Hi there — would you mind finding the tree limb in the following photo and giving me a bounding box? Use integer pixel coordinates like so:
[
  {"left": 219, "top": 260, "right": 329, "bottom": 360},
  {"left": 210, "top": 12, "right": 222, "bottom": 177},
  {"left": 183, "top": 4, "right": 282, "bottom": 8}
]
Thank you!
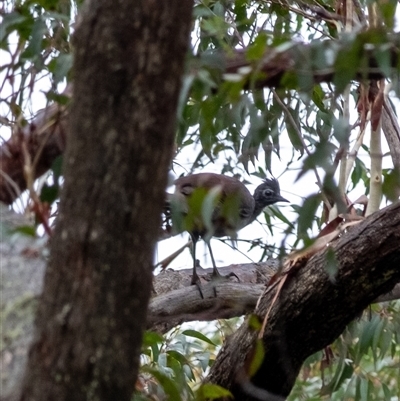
[{"left": 206, "top": 201, "right": 400, "bottom": 400}]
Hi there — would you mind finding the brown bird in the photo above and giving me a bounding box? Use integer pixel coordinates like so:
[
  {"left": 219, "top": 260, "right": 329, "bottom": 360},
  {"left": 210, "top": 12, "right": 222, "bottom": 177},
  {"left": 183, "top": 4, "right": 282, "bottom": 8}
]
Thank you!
[{"left": 167, "top": 173, "right": 289, "bottom": 296}]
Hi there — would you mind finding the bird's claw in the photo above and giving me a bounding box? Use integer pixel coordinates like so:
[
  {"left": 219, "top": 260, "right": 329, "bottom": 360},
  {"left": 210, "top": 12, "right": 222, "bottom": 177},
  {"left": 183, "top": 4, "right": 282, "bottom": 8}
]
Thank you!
[
  {"left": 191, "top": 270, "right": 239, "bottom": 299},
  {"left": 211, "top": 270, "right": 240, "bottom": 282},
  {"left": 191, "top": 271, "right": 204, "bottom": 299}
]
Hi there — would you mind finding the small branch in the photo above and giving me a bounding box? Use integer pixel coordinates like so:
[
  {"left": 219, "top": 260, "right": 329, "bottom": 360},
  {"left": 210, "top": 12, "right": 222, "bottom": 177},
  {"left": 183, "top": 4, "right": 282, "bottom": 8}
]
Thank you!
[
  {"left": 365, "top": 82, "right": 384, "bottom": 216},
  {"left": 382, "top": 96, "right": 400, "bottom": 171}
]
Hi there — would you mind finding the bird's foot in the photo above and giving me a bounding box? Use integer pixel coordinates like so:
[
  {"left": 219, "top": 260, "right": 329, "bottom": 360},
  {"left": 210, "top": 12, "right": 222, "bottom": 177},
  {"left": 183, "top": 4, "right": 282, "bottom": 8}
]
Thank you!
[
  {"left": 211, "top": 269, "right": 240, "bottom": 283},
  {"left": 191, "top": 270, "right": 204, "bottom": 299},
  {"left": 191, "top": 269, "right": 240, "bottom": 299},
  {"left": 209, "top": 269, "right": 240, "bottom": 297}
]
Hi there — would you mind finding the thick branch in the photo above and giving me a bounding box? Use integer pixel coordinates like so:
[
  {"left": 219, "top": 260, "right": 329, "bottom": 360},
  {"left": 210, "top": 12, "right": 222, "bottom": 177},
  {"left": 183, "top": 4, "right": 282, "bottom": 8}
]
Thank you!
[
  {"left": 222, "top": 33, "right": 400, "bottom": 89},
  {"left": 149, "top": 262, "right": 278, "bottom": 333},
  {"left": 206, "top": 202, "right": 400, "bottom": 400}
]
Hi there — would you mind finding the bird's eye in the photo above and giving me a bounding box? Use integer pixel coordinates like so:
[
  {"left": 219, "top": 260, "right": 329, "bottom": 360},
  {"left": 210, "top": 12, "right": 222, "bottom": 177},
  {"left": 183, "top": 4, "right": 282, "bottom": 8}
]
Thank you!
[{"left": 263, "top": 189, "right": 274, "bottom": 197}]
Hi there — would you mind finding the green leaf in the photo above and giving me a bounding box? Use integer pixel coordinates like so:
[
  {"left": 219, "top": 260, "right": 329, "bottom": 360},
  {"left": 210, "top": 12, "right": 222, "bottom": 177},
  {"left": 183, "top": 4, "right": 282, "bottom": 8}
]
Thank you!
[
  {"left": 379, "top": 326, "right": 392, "bottom": 358},
  {"left": 182, "top": 329, "right": 216, "bottom": 346},
  {"left": 358, "top": 315, "right": 380, "bottom": 361},
  {"left": 177, "top": 74, "right": 195, "bottom": 120},
  {"left": 372, "top": 316, "right": 385, "bottom": 350},
  {"left": 142, "top": 331, "right": 164, "bottom": 347},
  {"left": 248, "top": 314, "right": 262, "bottom": 331},
  {"left": 265, "top": 204, "right": 293, "bottom": 227},
  {"left": 381, "top": 382, "right": 392, "bottom": 401},
  {"left": 166, "top": 350, "right": 188, "bottom": 365},
  {"left": 333, "top": 33, "right": 363, "bottom": 93},
  {"left": 324, "top": 247, "right": 338, "bottom": 282},
  {"left": 312, "top": 84, "right": 327, "bottom": 112},
  {"left": 0, "top": 12, "right": 29, "bottom": 44},
  {"left": 201, "top": 187, "right": 222, "bottom": 234},
  {"left": 48, "top": 53, "right": 73, "bottom": 84},
  {"left": 382, "top": 169, "right": 400, "bottom": 202},
  {"left": 21, "top": 18, "right": 47, "bottom": 60},
  {"left": 297, "top": 194, "right": 321, "bottom": 239},
  {"left": 351, "top": 157, "right": 368, "bottom": 190},
  {"left": 10, "top": 225, "right": 36, "bottom": 237},
  {"left": 246, "top": 32, "right": 267, "bottom": 61},
  {"left": 248, "top": 339, "right": 264, "bottom": 377},
  {"left": 40, "top": 184, "right": 59, "bottom": 204},
  {"left": 196, "top": 383, "right": 232, "bottom": 400},
  {"left": 143, "top": 367, "right": 181, "bottom": 401},
  {"left": 380, "top": 0, "right": 397, "bottom": 29},
  {"left": 283, "top": 101, "right": 303, "bottom": 154},
  {"left": 197, "top": 351, "right": 211, "bottom": 372},
  {"left": 322, "top": 358, "right": 353, "bottom": 394},
  {"left": 301, "top": 140, "right": 336, "bottom": 174},
  {"left": 359, "top": 376, "right": 370, "bottom": 401},
  {"left": 36, "top": 0, "right": 60, "bottom": 10},
  {"left": 46, "top": 92, "right": 70, "bottom": 105}
]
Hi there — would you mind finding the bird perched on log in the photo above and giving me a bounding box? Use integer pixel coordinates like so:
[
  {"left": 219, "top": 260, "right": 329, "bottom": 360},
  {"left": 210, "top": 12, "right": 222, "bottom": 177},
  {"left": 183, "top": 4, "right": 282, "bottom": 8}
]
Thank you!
[{"left": 164, "top": 172, "right": 288, "bottom": 296}]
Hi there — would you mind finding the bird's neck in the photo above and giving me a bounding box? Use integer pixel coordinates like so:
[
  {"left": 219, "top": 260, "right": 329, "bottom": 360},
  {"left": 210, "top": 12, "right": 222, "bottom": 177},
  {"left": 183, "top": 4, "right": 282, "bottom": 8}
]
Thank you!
[{"left": 249, "top": 202, "right": 266, "bottom": 223}]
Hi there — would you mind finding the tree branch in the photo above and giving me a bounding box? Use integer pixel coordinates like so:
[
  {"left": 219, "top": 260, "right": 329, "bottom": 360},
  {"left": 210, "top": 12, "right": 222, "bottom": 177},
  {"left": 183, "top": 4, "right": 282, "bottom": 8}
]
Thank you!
[
  {"left": 206, "top": 201, "right": 400, "bottom": 400},
  {"left": 222, "top": 32, "right": 400, "bottom": 89}
]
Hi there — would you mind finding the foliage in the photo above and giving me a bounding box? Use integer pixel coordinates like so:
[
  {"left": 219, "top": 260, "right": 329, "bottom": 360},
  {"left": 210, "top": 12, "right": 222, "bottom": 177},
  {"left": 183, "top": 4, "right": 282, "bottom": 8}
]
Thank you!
[
  {"left": 137, "top": 304, "right": 400, "bottom": 401},
  {"left": 1, "top": 0, "right": 400, "bottom": 400},
  {"left": 137, "top": 322, "right": 237, "bottom": 400},
  {"left": 289, "top": 302, "right": 400, "bottom": 401}
]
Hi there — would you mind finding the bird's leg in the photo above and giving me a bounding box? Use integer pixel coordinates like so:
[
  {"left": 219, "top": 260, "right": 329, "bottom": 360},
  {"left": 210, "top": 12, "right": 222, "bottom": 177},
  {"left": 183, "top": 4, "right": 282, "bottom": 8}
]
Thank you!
[
  {"left": 190, "top": 234, "right": 204, "bottom": 298},
  {"left": 207, "top": 241, "right": 240, "bottom": 282}
]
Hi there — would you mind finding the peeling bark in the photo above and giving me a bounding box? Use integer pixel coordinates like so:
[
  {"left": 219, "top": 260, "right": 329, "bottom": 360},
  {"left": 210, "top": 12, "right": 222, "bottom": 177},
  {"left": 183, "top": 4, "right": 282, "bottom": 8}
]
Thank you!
[{"left": 0, "top": 101, "right": 68, "bottom": 204}]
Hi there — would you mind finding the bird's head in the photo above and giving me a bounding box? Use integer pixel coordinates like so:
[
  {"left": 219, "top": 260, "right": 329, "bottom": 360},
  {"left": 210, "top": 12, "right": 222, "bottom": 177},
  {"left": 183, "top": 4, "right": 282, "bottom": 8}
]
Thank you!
[{"left": 253, "top": 178, "right": 289, "bottom": 208}]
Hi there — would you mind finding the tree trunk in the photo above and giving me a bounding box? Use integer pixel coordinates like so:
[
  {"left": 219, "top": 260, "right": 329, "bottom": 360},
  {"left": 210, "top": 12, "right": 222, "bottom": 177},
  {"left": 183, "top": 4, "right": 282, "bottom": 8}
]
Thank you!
[
  {"left": 19, "top": 1, "right": 192, "bottom": 400},
  {"left": 207, "top": 202, "right": 400, "bottom": 400}
]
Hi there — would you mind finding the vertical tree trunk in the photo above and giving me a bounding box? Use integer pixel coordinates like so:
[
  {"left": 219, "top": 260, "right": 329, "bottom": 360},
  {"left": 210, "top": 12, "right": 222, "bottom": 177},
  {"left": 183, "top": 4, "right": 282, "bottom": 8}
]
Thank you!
[{"left": 20, "top": 1, "right": 192, "bottom": 400}]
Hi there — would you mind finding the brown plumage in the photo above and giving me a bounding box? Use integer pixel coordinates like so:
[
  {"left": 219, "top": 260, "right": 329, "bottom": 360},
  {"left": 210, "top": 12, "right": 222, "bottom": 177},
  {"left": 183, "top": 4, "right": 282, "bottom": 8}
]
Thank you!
[{"left": 167, "top": 172, "right": 289, "bottom": 296}]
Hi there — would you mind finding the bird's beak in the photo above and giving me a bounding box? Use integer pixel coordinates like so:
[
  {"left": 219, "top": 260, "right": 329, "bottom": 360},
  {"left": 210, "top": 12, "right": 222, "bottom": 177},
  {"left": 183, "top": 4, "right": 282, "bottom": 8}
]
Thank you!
[{"left": 277, "top": 195, "right": 289, "bottom": 203}]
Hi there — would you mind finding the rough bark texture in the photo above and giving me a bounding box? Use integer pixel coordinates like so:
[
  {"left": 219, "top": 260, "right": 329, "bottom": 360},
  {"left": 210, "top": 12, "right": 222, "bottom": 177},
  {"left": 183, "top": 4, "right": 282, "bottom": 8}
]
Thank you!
[
  {"left": 18, "top": 1, "right": 193, "bottom": 400},
  {"left": 207, "top": 202, "right": 400, "bottom": 400}
]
